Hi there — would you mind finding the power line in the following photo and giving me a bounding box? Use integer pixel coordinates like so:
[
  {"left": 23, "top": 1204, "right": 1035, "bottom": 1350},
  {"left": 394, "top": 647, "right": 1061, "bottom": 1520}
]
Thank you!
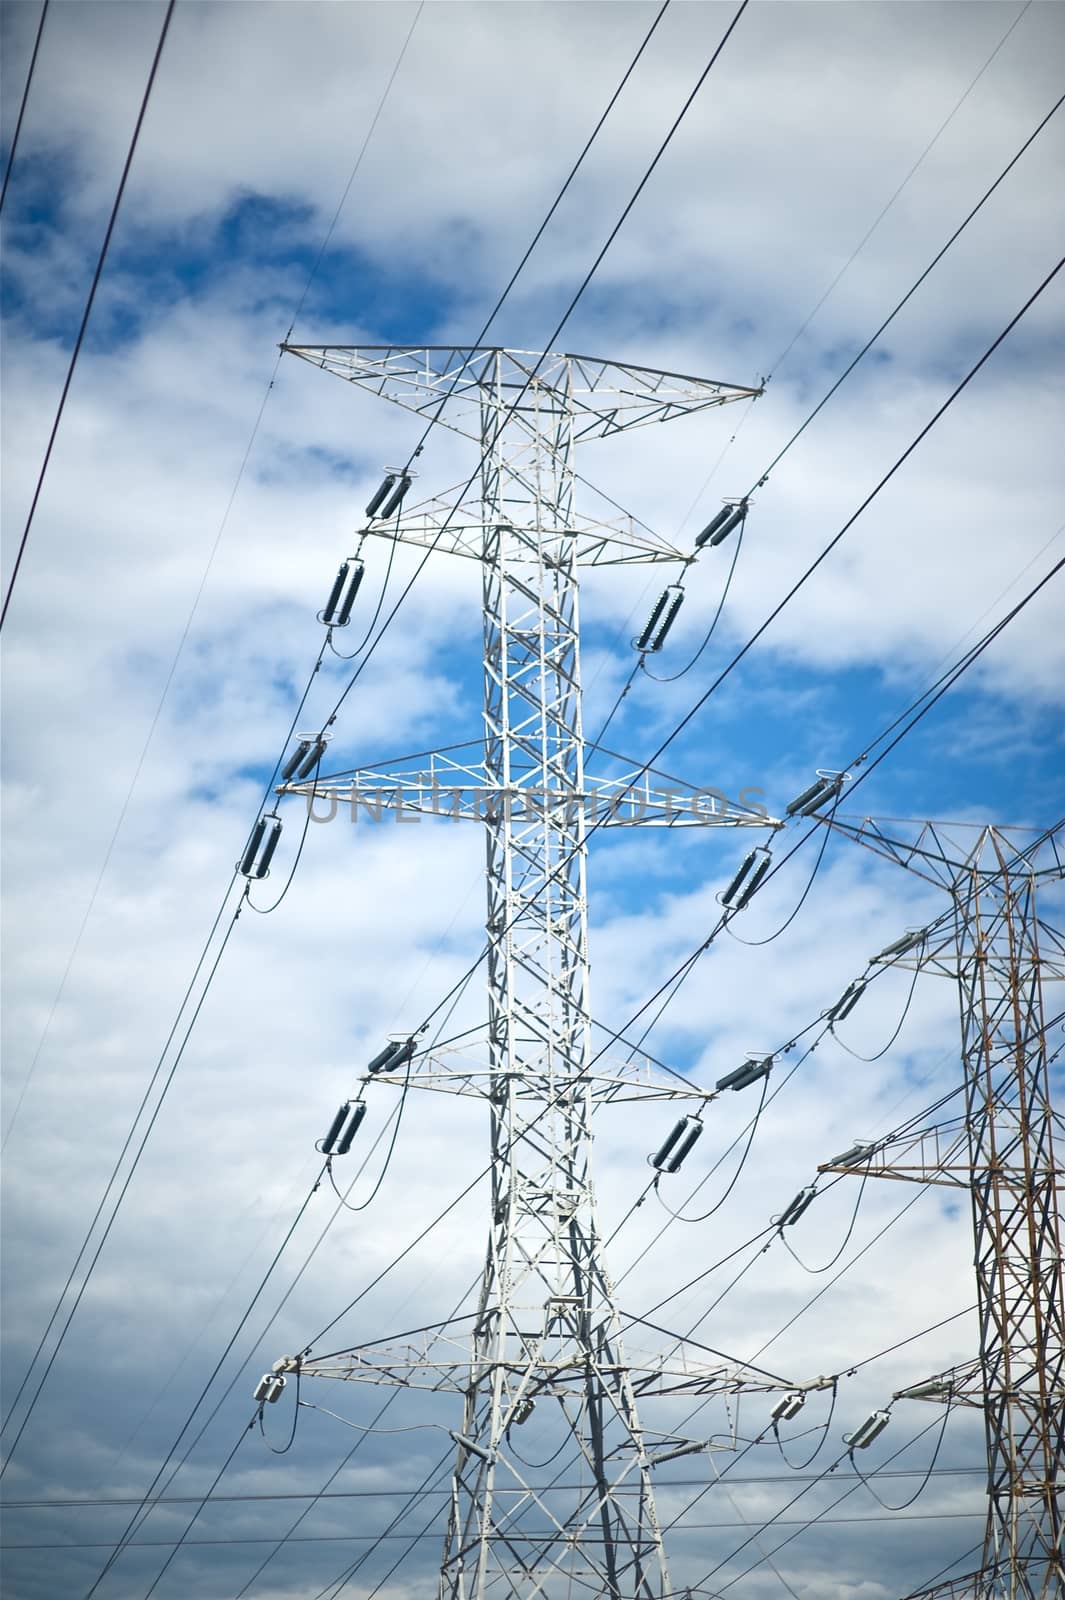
[
  {"left": 2, "top": 5, "right": 426, "bottom": 1151},
  {"left": 765, "top": 0, "right": 1034, "bottom": 378},
  {"left": 0, "top": 0, "right": 176, "bottom": 631},
  {"left": 674, "top": 2, "right": 1037, "bottom": 537},
  {"left": 0, "top": 1467, "right": 985, "bottom": 1510},
  {"left": 5, "top": 3, "right": 688, "bottom": 1436},
  {"left": 0, "top": 626, "right": 332, "bottom": 1459},
  {"left": 1, "top": 1511, "right": 986, "bottom": 1552},
  {"left": 0, "top": 0, "right": 48, "bottom": 213},
  {"left": 0, "top": 893, "right": 246, "bottom": 1471},
  {"left": 15, "top": 17, "right": 717, "bottom": 1578},
  {"left": 746, "top": 86, "right": 1063, "bottom": 498}
]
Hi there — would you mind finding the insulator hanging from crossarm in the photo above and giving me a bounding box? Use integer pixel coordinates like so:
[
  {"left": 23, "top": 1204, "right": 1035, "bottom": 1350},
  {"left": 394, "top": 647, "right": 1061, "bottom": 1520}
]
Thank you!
[
  {"left": 785, "top": 770, "right": 847, "bottom": 817},
  {"left": 874, "top": 928, "right": 925, "bottom": 961},
  {"left": 367, "top": 1036, "right": 416, "bottom": 1075},
  {"left": 253, "top": 1373, "right": 286, "bottom": 1404},
  {"left": 295, "top": 739, "right": 328, "bottom": 781},
  {"left": 649, "top": 1116, "right": 703, "bottom": 1174},
  {"left": 771, "top": 1392, "right": 806, "bottom": 1423},
  {"left": 635, "top": 586, "right": 685, "bottom": 652},
  {"left": 827, "top": 1141, "right": 874, "bottom": 1167},
  {"left": 335, "top": 1101, "right": 367, "bottom": 1155},
  {"left": 844, "top": 1409, "right": 891, "bottom": 1449},
  {"left": 319, "top": 1100, "right": 367, "bottom": 1156},
  {"left": 775, "top": 1185, "right": 817, "bottom": 1228},
  {"left": 719, "top": 846, "right": 772, "bottom": 911},
  {"left": 238, "top": 815, "right": 282, "bottom": 879},
  {"left": 716, "top": 1055, "right": 773, "bottom": 1092},
  {"left": 650, "top": 1438, "right": 709, "bottom": 1466},
  {"left": 319, "top": 559, "right": 365, "bottom": 627},
  {"left": 380, "top": 474, "right": 412, "bottom": 518},
  {"left": 827, "top": 980, "right": 866, "bottom": 1024},
  {"left": 695, "top": 500, "right": 748, "bottom": 549},
  {"left": 694, "top": 505, "right": 733, "bottom": 548},
  {"left": 365, "top": 473, "right": 396, "bottom": 517},
  {"left": 280, "top": 741, "right": 312, "bottom": 782}
]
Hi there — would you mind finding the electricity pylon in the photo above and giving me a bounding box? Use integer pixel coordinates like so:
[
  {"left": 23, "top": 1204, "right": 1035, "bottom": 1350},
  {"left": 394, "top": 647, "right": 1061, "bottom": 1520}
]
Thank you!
[
  {"left": 817, "top": 820, "right": 1064, "bottom": 1600},
  {"left": 274, "top": 345, "right": 801, "bottom": 1600}
]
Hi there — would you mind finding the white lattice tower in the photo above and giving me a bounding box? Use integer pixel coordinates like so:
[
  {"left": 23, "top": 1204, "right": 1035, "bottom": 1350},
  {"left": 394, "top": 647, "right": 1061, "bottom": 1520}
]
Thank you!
[{"left": 280, "top": 346, "right": 781, "bottom": 1600}]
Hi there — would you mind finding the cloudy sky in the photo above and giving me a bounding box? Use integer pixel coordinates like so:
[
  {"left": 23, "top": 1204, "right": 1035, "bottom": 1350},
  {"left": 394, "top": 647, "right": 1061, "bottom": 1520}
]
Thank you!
[{"left": 1, "top": 1, "right": 1063, "bottom": 1597}]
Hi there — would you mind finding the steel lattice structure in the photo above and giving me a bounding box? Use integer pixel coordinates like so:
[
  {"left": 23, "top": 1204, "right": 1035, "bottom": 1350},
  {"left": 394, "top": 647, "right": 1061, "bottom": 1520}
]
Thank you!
[
  {"left": 277, "top": 345, "right": 790, "bottom": 1600},
  {"left": 818, "top": 820, "right": 1065, "bottom": 1600}
]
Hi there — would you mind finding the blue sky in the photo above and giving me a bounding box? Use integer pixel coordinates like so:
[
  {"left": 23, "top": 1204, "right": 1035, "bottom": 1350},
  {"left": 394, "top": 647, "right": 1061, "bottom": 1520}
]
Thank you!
[{"left": 2, "top": 2, "right": 1063, "bottom": 1598}]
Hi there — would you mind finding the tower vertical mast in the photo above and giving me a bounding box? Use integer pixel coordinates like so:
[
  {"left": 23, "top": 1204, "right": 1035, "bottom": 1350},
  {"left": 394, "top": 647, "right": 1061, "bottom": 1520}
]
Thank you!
[
  {"left": 819, "top": 822, "right": 1064, "bottom": 1600},
  {"left": 279, "top": 344, "right": 772, "bottom": 1600},
  {"left": 442, "top": 352, "right": 668, "bottom": 1600},
  {"left": 955, "top": 836, "right": 1063, "bottom": 1595}
]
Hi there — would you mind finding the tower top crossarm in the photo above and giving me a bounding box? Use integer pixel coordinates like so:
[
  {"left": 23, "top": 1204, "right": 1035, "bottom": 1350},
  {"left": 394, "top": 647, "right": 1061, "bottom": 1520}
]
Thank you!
[
  {"left": 813, "top": 815, "right": 1065, "bottom": 898},
  {"left": 281, "top": 344, "right": 761, "bottom": 442}
]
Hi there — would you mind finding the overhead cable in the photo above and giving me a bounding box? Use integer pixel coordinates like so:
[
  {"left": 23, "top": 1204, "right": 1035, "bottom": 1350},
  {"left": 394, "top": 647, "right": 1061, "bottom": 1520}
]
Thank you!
[
  {"left": 0, "top": 0, "right": 49, "bottom": 213},
  {"left": 0, "top": 0, "right": 177, "bottom": 631}
]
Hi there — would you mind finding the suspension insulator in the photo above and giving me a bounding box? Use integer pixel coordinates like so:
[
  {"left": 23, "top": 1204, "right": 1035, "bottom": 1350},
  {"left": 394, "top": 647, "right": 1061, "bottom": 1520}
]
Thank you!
[
  {"left": 650, "top": 1115, "right": 703, "bottom": 1174},
  {"left": 367, "top": 1037, "right": 415, "bottom": 1075},
  {"left": 334, "top": 1101, "right": 367, "bottom": 1156},
  {"left": 382, "top": 1037, "right": 415, "bottom": 1073},
  {"left": 265, "top": 1375, "right": 286, "bottom": 1404},
  {"left": 771, "top": 1392, "right": 806, "bottom": 1423},
  {"left": 874, "top": 928, "right": 925, "bottom": 961},
  {"left": 636, "top": 586, "right": 684, "bottom": 653},
  {"left": 716, "top": 1056, "right": 773, "bottom": 1092},
  {"left": 777, "top": 1185, "right": 817, "bottom": 1228},
  {"left": 707, "top": 503, "right": 747, "bottom": 546},
  {"left": 380, "top": 474, "right": 412, "bottom": 518},
  {"left": 322, "top": 563, "right": 349, "bottom": 623},
  {"left": 735, "top": 848, "right": 771, "bottom": 908},
  {"left": 334, "top": 561, "right": 365, "bottom": 626},
  {"left": 827, "top": 1141, "right": 873, "bottom": 1167},
  {"left": 253, "top": 817, "right": 283, "bottom": 879},
  {"left": 238, "top": 817, "right": 268, "bottom": 878},
  {"left": 295, "top": 739, "right": 327, "bottom": 781},
  {"left": 320, "top": 1102, "right": 351, "bottom": 1155},
  {"left": 365, "top": 474, "right": 397, "bottom": 517},
  {"left": 785, "top": 773, "right": 843, "bottom": 817},
  {"left": 281, "top": 741, "right": 312, "bottom": 783},
  {"left": 253, "top": 1374, "right": 273, "bottom": 1402},
  {"left": 694, "top": 505, "right": 735, "bottom": 549},
  {"left": 828, "top": 980, "right": 866, "bottom": 1024},
  {"left": 367, "top": 1041, "right": 395, "bottom": 1074},
  {"left": 845, "top": 1410, "right": 890, "bottom": 1450},
  {"left": 720, "top": 846, "right": 772, "bottom": 910}
]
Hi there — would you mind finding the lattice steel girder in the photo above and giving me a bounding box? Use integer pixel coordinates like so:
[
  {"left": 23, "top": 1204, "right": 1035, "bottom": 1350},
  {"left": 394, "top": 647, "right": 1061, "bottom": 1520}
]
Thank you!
[
  {"left": 282, "top": 344, "right": 761, "bottom": 445},
  {"left": 823, "top": 823, "right": 1065, "bottom": 1600},
  {"left": 284, "top": 344, "right": 769, "bottom": 1600},
  {"left": 284, "top": 767, "right": 778, "bottom": 828},
  {"left": 358, "top": 485, "right": 688, "bottom": 566},
  {"left": 290, "top": 1339, "right": 810, "bottom": 1400},
  {"left": 360, "top": 1042, "right": 717, "bottom": 1106}
]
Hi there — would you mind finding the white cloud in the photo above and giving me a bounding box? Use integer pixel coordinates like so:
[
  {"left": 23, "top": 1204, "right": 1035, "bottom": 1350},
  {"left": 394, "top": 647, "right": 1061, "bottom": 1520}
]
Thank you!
[{"left": 3, "top": 3, "right": 1061, "bottom": 1596}]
